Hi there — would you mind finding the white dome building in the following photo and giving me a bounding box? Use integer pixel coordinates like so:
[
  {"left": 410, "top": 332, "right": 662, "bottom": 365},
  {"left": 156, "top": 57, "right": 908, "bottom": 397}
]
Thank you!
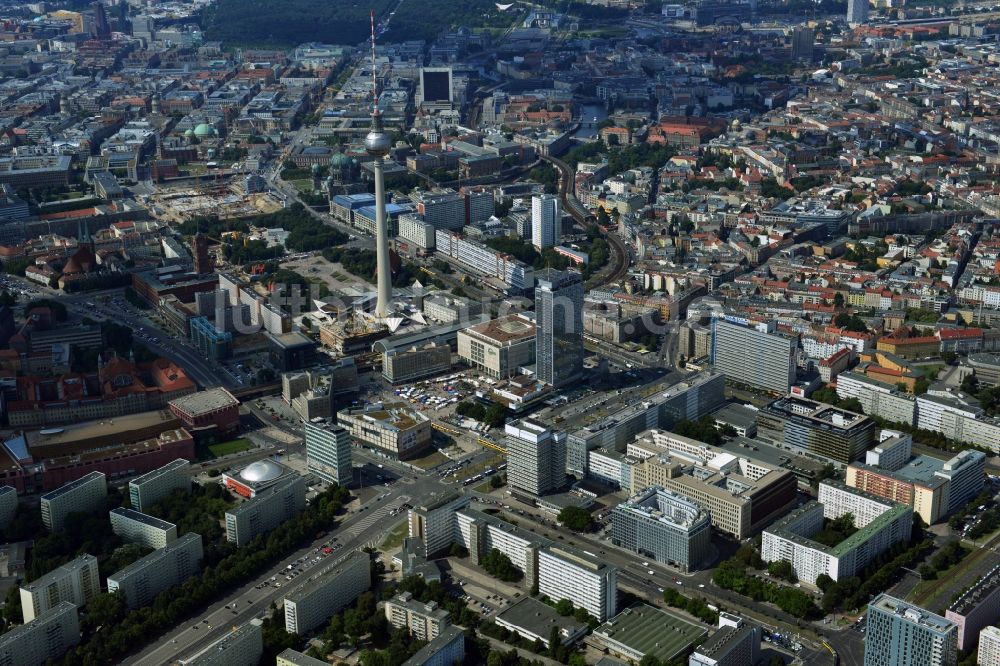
[{"left": 222, "top": 458, "right": 295, "bottom": 498}]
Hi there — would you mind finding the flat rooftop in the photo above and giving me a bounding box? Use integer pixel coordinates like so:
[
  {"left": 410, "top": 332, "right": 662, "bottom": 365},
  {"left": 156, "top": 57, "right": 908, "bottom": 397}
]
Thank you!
[
  {"left": 870, "top": 594, "right": 956, "bottom": 635},
  {"left": 25, "top": 409, "right": 180, "bottom": 451},
  {"left": 465, "top": 314, "right": 536, "bottom": 344},
  {"left": 169, "top": 387, "right": 239, "bottom": 416},
  {"left": 496, "top": 596, "right": 586, "bottom": 638},
  {"left": 111, "top": 507, "right": 176, "bottom": 531},
  {"left": 40, "top": 471, "right": 105, "bottom": 502},
  {"left": 594, "top": 603, "right": 706, "bottom": 662},
  {"left": 129, "top": 458, "right": 190, "bottom": 486}
]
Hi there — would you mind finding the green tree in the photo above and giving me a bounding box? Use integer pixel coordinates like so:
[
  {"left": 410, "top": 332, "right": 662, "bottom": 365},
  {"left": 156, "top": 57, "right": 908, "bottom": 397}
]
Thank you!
[{"left": 557, "top": 506, "right": 593, "bottom": 532}]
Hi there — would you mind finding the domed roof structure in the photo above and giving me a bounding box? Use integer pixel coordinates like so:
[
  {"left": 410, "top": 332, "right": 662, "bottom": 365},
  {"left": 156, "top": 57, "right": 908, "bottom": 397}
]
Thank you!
[
  {"left": 311, "top": 163, "right": 322, "bottom": 175},
  {"left": 330, "top": 152, "right": 351, "bottom": 168},
  {"left": 184, "top": 128, "right": 195, "bottom": 137},
  {"left": 193, "top": 123, "right": 216, "bottom": 137},
  {"left": 239, "top": 460, "right": 283, "bottom": 483}
]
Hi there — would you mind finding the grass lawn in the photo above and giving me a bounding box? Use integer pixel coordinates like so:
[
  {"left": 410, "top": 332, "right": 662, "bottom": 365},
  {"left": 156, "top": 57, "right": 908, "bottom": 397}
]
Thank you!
[
  {"left": 380, "top": 521, "right": 408, "bottom": 551},
  {"left": 289, "top": 179, "right": 315, "bottom": 194},
  {"left": 409, "top": 449, "right": 450, "bottom": 470},
  {"left": 207, "top": 438, "right": 254, "bottom": 458}
]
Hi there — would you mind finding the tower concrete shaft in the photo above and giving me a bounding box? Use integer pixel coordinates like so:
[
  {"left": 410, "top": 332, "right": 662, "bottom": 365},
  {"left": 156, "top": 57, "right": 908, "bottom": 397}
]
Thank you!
[{"left": 373, "top": 155, "right": 392, "bottom": 318}]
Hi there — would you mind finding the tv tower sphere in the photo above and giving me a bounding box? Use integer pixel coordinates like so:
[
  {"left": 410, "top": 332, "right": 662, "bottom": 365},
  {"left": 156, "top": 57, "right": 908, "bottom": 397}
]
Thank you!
[{"left": 365, "top": 127, "right": 391, "bottom": 156}]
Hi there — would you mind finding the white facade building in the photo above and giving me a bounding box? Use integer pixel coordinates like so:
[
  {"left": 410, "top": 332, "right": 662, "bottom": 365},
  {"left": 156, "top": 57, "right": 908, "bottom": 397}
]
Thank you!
[
  {"left": 979, "top": 626, "right": 1000, "bottom": 666},
  {"left": 20, "top": 554, "right": 99, "bottom": 623},
  {"left": 179, "top": 619, "right": 263, "bottom": 666},
  {"left": 0, "top": 601, "right": 79, "bottom": 666},
  {"left": 107, "top": 532, "right": 204, "bottom": 609},
  {"left": 531, "top": 194, "right": 560, "bottom": 250},
  {"left": 128, "top": 459, "right": 191, "bottom": 512},
  {"left": 225, "top": 476, "right": 306, "bottom": 547},
  {"left": 537, "top": 547, "right": 617, "bottom": 621},
  {"left": 110, "top": 507, "right": 178, "bottom": 550},
  {"left": 40, "top": 472, "right": 106, "bottom": 531},
  {"left": 284, "top": 551, "right": 371, "bottom": 635}
]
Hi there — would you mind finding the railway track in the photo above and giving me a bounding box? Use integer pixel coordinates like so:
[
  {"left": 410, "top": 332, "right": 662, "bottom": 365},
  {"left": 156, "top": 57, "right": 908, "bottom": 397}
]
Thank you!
[{"left": 539, "top": 153, "right": 629, "bottom": 288}]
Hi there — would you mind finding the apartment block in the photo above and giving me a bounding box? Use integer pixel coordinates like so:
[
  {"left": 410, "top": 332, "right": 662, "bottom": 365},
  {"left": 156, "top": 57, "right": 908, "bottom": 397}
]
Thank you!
[
  {"left": 435, "top": 229, "right": 534, "bottom": 293},
  {"left": 762, "top": 482, "right": 912, "bottom": 585},
  {"left": 284, "top": 551, "right": 371, "bottom": 635},
  {"left": 40, "top": 471, "right": 106, "bottom": 531},
  {"left": 408, "top": 492, "right": 472, "bottom": 557},
  {"left": 225, "top": 476, "right": 306, "bottom": 547},
  {"left": 980, "top": 626, "right": 1000, "bottom": 666},
  {"left": 107, "top": 532, "right": 204, "bottom": 609},
  {"left": 0, "top": 601, "right": 79, "bottom": 666},
  {"left": 110, "top": 507, "right": 178, "bottom": 550},
  {"left": 400, "top": 625, "right": 465, "bottom": 666},
  {"left": 384, "top": 592, "right": 451, "bottom": 641},
  {"left": 537, "top": 547, "right": 618, "bottom": 621},
  {"left": 20, "top": 554, "right": 99, "bottom": 623},
  {"left": 128, "top": 458, "right": 190, "bottom": 512},
  {"left": 864, "top": 594, "right": 957, "bottom": 666},
  {"left": 0, "top": 485, "right": 16, "bottom": 529},
  {"left": 835, "top": 371, "right": 917, "bottom": 426},
  {"left": 179, "top": 618, "right": 263, "bottom": 666}
]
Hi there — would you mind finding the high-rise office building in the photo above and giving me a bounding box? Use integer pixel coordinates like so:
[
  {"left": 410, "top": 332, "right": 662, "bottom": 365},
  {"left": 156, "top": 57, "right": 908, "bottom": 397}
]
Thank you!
[
  {"left": 415, "top": 190, "right": 465, "bottom": 230},
  {"left": 304, "top": 418, "right": 353, "bottom": 486},
  {"left": 0, "top": 601, "right": 79, "bottom": 666},
  {"left": 535, "top": 269, "right": 584, "bottom": 389},
  {"left": 20, "top": 555, "right": 99, "bottom": 623},
  {"left": 418, "top": 67, "right": 454, "bottom": 107},
  {"left": 756, "top": 395, "right": 875, "bottom": 464},
  {"left": 710, "top": 318, "right": 796, "bottom": 394},
  {"left": 847, "top": 0, "right": 868, "bottom": 24},
  {"left": 0, "top": 485, "right": 16, "bottom": 529},
  {"left": 790, "top": 26, "right": 814, "bottom": 61},
  {"left": 128, "top": 459, "right": 190, "bottom": 512},
  {"left": 531, "top": 195, "right": 560, "bottom": 250},
  {"left": 864, "top": 594, "right": 957, "bottom": 666},
  {"left": 40, "top": 471, "right": 106, "bottom": 531},
  {"left": 505, "top": 419, "right": 566, "bottom": 497}
]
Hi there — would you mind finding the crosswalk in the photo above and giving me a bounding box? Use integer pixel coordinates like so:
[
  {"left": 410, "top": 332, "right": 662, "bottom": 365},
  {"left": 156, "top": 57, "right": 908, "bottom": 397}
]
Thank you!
[{"left": 340, "top": 495, "right": 410, "bottom": 541}]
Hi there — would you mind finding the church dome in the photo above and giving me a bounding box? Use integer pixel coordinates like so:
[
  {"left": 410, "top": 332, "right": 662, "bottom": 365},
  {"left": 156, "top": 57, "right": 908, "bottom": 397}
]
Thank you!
[{"left": 193, "top": 123, "right": 217, "bottom": 137}]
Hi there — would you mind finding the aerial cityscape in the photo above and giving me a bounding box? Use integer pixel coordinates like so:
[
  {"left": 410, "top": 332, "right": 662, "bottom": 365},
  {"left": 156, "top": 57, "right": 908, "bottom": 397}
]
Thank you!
[{"left": 1, "top": 0, "right": 1000, "bottom": 665}]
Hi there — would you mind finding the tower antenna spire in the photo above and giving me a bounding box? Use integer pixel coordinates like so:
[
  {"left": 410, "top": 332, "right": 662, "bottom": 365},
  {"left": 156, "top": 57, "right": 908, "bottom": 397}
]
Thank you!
[{"left": 370, "top": 10, "right": 380, "bottom": 122}]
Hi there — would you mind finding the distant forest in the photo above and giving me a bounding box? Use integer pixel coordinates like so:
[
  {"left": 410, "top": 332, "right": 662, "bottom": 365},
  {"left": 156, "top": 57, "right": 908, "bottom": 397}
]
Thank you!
[
  {"left": 201, "top": 0, "right": 629, "bottom": 48},
  {"left": 203, "top": 0, "right": 396, "bottom": 48}
]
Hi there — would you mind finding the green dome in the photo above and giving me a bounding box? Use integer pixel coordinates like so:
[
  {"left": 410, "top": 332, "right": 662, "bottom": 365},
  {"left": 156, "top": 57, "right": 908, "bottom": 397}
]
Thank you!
[
  {"left": 330, "top": 152, "right": 351, "bottom": 168},
  {"left": 193, "top": 123, "right": 216, "bottom": 137},
  {"left": 184, "top": 128, "right": 195, "bottom": 136},
  {"left": 311, "top": 163, "right": 322, "bottom": 174}
]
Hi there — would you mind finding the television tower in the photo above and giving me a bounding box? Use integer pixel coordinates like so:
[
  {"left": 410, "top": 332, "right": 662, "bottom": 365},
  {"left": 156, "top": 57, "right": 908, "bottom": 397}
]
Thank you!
[{"left": 366, "top": 10, "right": 392, "bottom": 319}]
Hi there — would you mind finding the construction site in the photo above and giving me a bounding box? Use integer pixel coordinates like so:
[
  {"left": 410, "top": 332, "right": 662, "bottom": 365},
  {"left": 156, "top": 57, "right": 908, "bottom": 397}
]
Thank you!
[{"left": 145, "top": 181, "right": 284, "bottom": 224}]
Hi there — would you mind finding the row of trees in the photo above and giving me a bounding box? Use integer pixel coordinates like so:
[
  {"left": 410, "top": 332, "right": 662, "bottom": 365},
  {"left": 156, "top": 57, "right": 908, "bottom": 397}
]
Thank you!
[
  {"left": 816, "top": 538, "right": 933, "bottom": 614},
  {"left": 661, "top": 587, "right": 719, "bottom": 625},
  {"left": 556, "top": 506, "right": 594, "bottom": 533}
]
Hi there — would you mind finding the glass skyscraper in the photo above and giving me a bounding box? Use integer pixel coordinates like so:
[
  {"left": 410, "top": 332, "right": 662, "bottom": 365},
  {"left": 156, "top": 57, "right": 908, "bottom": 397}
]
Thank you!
[{"left": 535, "top": 269, "right": 584, "bottom": 389}]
